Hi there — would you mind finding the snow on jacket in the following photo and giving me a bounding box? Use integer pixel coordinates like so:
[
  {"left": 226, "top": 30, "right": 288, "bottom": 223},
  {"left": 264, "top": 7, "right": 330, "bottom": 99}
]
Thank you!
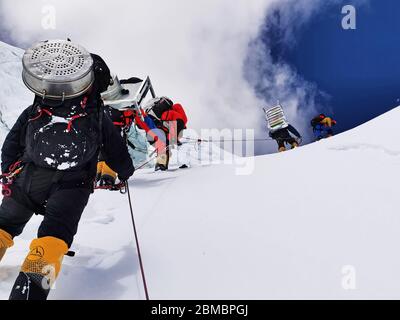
[{"left": 1, "top": 104, "right": 135, "bottom": 180}]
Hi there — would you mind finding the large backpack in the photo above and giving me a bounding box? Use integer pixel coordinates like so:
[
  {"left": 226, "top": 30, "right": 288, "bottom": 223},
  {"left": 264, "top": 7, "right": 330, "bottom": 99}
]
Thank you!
[
  {"left": 311, "top": 114, "right": 326, "bottom": 127},
  {"left": 264, "top": 105, "right": 289, "bottom": 133},
  {"left": 145, "top": 97, "right": 173, "bottom": 121},
  {"left": 24, "top": 95, "right": 103, "bottom": 171}
]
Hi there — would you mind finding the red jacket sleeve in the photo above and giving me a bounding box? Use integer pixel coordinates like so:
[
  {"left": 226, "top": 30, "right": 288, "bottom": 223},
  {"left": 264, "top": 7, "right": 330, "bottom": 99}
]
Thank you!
[
  {"left": 161, "top": 103, "right": 188, "bottom": 126},
  {"left": 172, "top": 104, "right": 187, "bottom": 125},
  {"left": 134, "top": 116, "right": 151, "bottom": 133}
]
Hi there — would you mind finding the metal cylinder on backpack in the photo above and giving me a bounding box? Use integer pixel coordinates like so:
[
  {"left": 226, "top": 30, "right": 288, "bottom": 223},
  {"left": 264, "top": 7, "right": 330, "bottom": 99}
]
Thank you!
[
  {"left": 22, "top": 40, "right": 95, "bottom": 100},
  {"left": 101, "top": 75, "right": 138, "bottom": 111}
]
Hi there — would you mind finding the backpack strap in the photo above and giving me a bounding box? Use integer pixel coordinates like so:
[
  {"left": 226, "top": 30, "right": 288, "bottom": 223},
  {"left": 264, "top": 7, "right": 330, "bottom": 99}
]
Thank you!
[
  {"left": 97, "top": 99, "right": 104, "bottom": 148},
  {"left": 28, "top": 104, "right": 53, "bottom": 122},
  {"left": 66, "top": 113, "right": 87, "bottom": 132},
  {"left": 29, "top": 96, "right": 90, "bottom": 133}
]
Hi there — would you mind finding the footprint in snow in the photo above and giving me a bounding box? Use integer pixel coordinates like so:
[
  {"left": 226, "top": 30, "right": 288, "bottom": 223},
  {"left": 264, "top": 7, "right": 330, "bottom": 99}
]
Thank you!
[{"left": 82, "top": 215, "right": 115, "bottom": 225}]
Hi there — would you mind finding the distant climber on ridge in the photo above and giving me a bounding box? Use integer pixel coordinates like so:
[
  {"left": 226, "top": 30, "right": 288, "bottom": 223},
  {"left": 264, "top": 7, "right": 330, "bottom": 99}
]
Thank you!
[
  {"left": 264, "top": 105, "right": 302, "bottom": 152},
  {"left": 139, "top": 97, "right": 188, "bottom": 171},
  {"left": 311, "top": 114, "right": 337, "bottom": 141},
  {"left": 97, "top": 76, "right": 147, "bottom": 187}
]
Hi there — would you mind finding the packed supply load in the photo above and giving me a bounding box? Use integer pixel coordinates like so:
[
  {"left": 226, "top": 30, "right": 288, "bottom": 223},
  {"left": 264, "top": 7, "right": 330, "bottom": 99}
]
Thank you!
[
  {"left": 22, "top": 40, "right": 94, "bottom": 100},
  {"left": 144, "top": 96, "right": 173, "bottom": 120},
  {"left": 101, "top": 75, "right": 156, "bottom": 111},
  {"left": 100, "top": 74, "right": 157, "bottom": 168},
  {"left": 264, "top": 104, "right": 289, "bottom": 133}
]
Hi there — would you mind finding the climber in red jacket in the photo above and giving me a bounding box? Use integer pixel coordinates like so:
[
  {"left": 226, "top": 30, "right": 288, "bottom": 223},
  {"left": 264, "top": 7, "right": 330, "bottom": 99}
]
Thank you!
[{"left": 139, "top": 97, "right": 188, "bottom": 171}]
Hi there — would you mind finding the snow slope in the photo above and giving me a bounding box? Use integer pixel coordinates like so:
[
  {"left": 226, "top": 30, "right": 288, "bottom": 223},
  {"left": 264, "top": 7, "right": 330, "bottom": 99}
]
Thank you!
[
  {"left": 60, "top": 108, "right": 400, "bottom": 299},
  {"left": 0, "top": 41, "right": 33, "bottom": 143},
  {"left": 1, "top": 41, "right": 400, "bottom": 300}
]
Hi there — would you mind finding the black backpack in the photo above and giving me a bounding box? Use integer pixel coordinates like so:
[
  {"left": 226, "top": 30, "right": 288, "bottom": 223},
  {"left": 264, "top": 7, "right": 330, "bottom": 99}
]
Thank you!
[
  {"left": 311, "top": 114, "right": 325, "bottom": 127},
  {"left": 23, "top": 53, "right": 111, "bottom": 171},
  {"left": 24, "top": 94, "right": 103, "bottom": 171},
  {"left": 147, "top": 97, "right": 174, "bottom": 120}
]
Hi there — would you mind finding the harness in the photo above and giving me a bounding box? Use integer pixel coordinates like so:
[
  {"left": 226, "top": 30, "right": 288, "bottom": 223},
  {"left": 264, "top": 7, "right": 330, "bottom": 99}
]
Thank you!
[{"left": 0, "top": 161, "right": 25, "bottom": 197}]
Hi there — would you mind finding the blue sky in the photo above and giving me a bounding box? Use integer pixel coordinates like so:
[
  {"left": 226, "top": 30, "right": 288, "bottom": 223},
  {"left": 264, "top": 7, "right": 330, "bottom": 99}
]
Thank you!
[{"left": 262, "top": 0, "right": 400, "bottom": 134}]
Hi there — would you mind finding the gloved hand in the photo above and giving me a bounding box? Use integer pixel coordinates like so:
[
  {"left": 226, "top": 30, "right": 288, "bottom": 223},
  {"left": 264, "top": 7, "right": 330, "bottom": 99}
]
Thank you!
[
  {"left": 148, "top": 134, "right": 159, "bottom": 145},
  {"left": 118, "top": 174, "right": 131, "bottom": 183},
  {"left": 118, "top": 167, "right": 135, "bottom": 183}
]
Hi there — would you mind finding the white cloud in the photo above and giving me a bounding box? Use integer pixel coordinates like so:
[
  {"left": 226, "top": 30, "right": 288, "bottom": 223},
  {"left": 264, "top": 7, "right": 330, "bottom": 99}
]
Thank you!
[{"left": 0, "top": 0, "right": 350, "bottom": 152}]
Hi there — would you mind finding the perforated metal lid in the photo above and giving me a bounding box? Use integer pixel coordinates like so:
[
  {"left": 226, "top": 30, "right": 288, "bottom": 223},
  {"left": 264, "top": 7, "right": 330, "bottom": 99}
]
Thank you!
[{"left": 22, "top": 40, "right": 94, "bottom": 99}]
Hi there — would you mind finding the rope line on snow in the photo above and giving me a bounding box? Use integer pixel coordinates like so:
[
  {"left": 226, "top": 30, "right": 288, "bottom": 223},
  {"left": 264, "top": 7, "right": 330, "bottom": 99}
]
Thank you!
[
  {"left": 126, "top": 180, "right": 150, "bottom": 301},
  {"left": 180, "top": 137, "right": 303, "bottom": 144},
  {"left": 180, "top": 137, "right": 276, "bottom": 143}
]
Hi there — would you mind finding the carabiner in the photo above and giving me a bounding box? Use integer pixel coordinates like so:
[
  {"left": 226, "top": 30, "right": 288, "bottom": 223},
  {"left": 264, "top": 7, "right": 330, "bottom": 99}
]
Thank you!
[{"left": 119, "top": 182, "right": 128, "bottom": 195}]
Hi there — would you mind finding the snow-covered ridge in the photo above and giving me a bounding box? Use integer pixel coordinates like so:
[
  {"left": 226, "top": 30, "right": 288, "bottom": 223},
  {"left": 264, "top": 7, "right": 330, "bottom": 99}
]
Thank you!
[
  {"left": 0, "top": 106, "right": 395, "bottom": 300},
  {"left": 0, "top": 41, "right": 24, "bottom": 60}
]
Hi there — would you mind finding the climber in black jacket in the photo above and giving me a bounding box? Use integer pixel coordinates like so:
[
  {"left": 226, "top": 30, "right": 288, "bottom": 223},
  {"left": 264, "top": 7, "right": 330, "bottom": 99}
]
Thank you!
[
  {"left": 0, "top": 47, "right": 134, "bottom": 300},
  {"left": 269, "top": 124, "right": 302, "bottom": 152}
]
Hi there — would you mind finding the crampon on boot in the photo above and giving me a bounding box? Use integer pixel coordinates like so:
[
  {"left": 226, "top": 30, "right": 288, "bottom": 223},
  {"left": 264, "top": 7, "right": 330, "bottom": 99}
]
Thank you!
[
  {"left": 9, "top": 237, "right": 68, "bottom": 300},
  {"left": 155, "top": 153, "right": 169, "bottom": 172},
  {"left": 155, "top": 163, "right": 168, "bottom": 172},
  {"left": 9, "top": 272, "right": 50, "bottom": 300}
]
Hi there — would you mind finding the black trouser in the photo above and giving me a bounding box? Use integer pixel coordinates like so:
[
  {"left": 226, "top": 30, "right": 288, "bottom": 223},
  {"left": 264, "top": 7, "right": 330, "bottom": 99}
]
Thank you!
[
  {"left": 270, "top": 128, "right": 297, "bottom": 149},
  {"left": 0, "top": 164, "right": 92, "bottom": 247}
]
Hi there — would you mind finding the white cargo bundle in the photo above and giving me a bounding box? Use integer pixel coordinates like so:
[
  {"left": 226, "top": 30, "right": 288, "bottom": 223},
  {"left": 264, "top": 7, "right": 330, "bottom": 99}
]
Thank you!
[
  {"left": 264, "top": 105, "right": 289, "bottom": 132},
  {"left": 101, "top": 74, "right": 157, "bottom": 167},
  {"left": 101, "top": 75, "right": 156, "bottom": 111}
]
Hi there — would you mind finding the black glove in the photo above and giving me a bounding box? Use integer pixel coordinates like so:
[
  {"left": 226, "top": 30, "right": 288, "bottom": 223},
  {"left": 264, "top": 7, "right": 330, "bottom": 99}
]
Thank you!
[
  {"left": 119, "top": 166, "right": 135, "bottom": 182},
  {"left": 118, "top": 176, "right": 130, "bottom": 183}
]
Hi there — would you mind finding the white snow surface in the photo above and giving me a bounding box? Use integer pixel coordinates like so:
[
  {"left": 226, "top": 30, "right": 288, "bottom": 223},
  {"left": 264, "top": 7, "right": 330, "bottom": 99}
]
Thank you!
[
  {"left": 0, "top": 41, "right": 33, "bottom": 143},
  {"left": 1, "top": 41, "right": 400, "bottom": 300}
]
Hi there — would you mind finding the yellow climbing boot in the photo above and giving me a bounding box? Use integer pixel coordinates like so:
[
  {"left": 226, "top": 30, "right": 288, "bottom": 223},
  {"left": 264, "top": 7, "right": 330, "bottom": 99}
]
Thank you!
[
  {"left": 102, "top": 162, "right": 117, "bottom": 183},
  {"left": 21, "top": 237, "right": 68, "bottom": 280},
  {"left": 9, "top": 237, "right": 68, "bottom": 300},
  {"left": 98, "top": 161, "right": 117, "bottom": 185},
  {"left": 0, "top": 229, "right": 14, "bottom": 262},
  {"left": 96, "top": 161, "right": 104, "bottom": 181},
  {"left": 155, "top": 153, "right": 169, "bottom": 171}
]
